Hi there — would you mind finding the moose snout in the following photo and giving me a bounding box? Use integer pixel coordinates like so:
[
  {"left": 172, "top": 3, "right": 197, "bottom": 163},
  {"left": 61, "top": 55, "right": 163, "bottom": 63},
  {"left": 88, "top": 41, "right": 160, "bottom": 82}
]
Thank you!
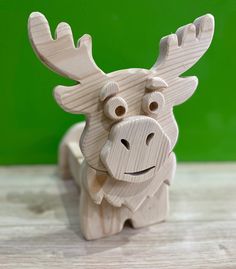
[
  {"left": 110, "top": 116, "right": 159, "bottom": 151},
  {"left": 100, "top": 116, "right": 171, "bottom": 183}
]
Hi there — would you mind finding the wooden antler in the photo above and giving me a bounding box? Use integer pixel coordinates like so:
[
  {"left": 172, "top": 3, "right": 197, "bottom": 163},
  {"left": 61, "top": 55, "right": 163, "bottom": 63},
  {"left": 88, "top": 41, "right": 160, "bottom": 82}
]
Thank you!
[
  {"left": 28, "top": 12, "right": 105, "bottom": 82},
  {"left": 152, "top": 14, "right": 214, "bottom": 78}
]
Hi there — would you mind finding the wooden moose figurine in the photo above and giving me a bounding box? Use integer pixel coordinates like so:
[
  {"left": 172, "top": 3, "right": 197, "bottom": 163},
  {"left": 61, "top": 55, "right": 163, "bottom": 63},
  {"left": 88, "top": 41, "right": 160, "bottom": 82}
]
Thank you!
[{"left": 28, "top": 12, "right": 214, "bottom": 240}]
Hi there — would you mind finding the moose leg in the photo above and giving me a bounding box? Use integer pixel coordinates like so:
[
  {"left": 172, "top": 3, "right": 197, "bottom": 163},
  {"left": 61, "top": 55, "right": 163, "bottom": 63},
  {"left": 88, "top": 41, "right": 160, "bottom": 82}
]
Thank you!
[
  {"left": 131, "top": 183, "right": 169, "bottom": 228},
  {"left": 79, "top": 187, "right": 129, "bottom": 240},
  {"left": 131, "top": 153, "right": 176, "bottom": 228}
]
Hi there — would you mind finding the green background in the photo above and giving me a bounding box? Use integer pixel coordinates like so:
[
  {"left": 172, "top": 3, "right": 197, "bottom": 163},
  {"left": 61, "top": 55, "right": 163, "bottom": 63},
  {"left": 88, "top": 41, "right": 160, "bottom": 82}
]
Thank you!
[{"left": 0, "top": 0, "right": 235, "bottom": 164}]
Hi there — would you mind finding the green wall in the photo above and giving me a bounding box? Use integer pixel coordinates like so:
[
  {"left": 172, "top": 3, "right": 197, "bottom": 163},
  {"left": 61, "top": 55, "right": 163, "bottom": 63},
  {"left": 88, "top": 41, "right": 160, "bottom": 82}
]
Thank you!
[{"left": 1, "top": 0, "right": 236, "bottom": 164}]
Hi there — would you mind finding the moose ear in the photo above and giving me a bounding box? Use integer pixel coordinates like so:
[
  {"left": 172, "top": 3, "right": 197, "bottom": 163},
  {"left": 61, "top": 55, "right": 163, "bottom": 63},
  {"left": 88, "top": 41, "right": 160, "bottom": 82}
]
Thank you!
[
  {"left": 171, "top": 76, "right": 198, "bottom": 106},
  {"left": 145, "top": 76, "right": 198, "bottom": 106}
]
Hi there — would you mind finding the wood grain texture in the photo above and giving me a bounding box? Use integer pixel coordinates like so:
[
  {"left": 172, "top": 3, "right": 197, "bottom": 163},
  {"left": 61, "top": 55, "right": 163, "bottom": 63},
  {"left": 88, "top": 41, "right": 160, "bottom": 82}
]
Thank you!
[
  {"left": 59, "top": 122, "right": 85, "bottom": 179},
  {"left": 63, "top": 117, "right": 175, "bottom": 239},
  {"left": 28, "top": 13, "right": 214, "bottom": 171},
  {"left": 0, "top": 164, "right": 235, "bottom": 268},
  {"left": 28, "top": 12, "right": 104, "bottom": 81},
  {"left": 28, "top": 13, "right": 215, "bottom": 239},
  {"left": 100, "top": 116, "right": 171, "bottom": 183}
]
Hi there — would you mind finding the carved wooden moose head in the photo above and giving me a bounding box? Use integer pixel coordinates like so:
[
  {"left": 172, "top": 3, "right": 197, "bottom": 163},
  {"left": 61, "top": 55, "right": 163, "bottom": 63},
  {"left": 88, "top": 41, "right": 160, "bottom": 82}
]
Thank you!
[{"left": 28, "top": 12, "right": 214, "bottom": 240}]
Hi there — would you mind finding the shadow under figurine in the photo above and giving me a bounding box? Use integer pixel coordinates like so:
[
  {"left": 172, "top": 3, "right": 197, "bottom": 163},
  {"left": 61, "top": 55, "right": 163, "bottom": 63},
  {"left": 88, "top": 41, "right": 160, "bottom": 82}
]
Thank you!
[{"left": 28, "top": 12, "right": 214, "bottom": 240}]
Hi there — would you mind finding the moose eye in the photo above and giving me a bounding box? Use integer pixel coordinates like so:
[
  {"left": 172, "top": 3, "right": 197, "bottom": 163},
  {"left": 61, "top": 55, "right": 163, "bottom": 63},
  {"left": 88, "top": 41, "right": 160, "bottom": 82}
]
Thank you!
[
  {"left": 142, "top": 92, "right": 165, "bottom": 115},
  {"left": 104, "top": 96, "right": 128, "bottom": 120}
]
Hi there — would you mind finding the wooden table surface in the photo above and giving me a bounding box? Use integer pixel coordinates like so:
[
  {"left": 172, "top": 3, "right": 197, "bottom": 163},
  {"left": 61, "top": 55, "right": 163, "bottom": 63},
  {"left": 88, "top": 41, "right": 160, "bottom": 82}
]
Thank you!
[{"left": 0, "top": 164, "right": 236, "bottom": 268}]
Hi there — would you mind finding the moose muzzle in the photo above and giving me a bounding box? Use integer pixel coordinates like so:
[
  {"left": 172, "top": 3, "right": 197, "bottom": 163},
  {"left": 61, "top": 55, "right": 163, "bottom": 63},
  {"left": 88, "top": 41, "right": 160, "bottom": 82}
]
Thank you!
[{"left": 100, "top": 116, "right": 171, "bottom": 183}]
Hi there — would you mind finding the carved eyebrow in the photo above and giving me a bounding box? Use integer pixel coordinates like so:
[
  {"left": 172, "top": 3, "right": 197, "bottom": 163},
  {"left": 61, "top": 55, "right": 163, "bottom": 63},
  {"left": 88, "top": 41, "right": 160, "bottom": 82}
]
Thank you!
[
  {"left": 100, "top": 81, "right": 119, "bottom": 101},
  {"left": 146, "top": 77, "right": 168, "bottom": 91}
]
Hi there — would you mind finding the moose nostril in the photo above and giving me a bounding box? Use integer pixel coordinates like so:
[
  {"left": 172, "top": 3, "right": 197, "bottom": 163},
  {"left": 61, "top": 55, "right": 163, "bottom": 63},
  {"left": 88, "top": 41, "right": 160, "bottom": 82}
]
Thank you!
[
  {"left": 121, "top": 139, "right": 130, "bottom": 150},
  {"left": 146, "top": 133, "right": 154, "bottom": 145}
]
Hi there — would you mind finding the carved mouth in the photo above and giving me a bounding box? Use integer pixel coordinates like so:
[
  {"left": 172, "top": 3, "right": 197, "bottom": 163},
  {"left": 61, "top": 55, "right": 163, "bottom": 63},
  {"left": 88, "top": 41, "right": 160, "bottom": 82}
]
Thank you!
[{"left": 124, "top": 166, "right": 155, "bottom": 176}]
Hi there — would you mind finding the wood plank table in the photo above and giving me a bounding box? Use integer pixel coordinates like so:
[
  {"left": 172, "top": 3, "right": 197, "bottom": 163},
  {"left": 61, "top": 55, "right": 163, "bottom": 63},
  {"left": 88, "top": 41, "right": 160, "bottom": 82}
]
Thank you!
[{"left": 0, "top": 164, "right": 235, "bottom": 268}]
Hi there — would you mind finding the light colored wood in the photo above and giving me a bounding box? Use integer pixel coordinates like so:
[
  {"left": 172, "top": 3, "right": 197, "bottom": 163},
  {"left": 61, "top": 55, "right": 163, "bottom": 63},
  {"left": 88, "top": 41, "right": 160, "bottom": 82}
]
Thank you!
[
  {"left": 28, "top": 12, "right": 105, "bottom": 81},
  {"left": 100, "top": 81, "right": 119, "bottom": 101},
  {"left": 100, "top": 116, "right": 171, "bottom": 183},
  {"left": 28, "top": 13, "right": 215, "bottom": 239},
  {"left": 64, "top": 119, "right": 175, "bottom": 239},
  {"left": 79, "top": 179, "right": 169, "bottom": 240},
  {"left": 103, "top": 96, "right": 128, "bottom": 120},
  {"left": 58, "top": 122, "right": 85, "bottom": 179},
  {"left": 142, "top": 91, "right": 165, "bottom": 115},
  {"left": 28, "top": 12, "right": 214, "bottom": 170},
  {"left": 145, "top": 77, "right": 168, "bottom": 91},
  {"left": 0, "top": 164, "right": 236, "bottom": 268},
  {"left": 83, "top": 152, "right": 175, "bottom": 211}
]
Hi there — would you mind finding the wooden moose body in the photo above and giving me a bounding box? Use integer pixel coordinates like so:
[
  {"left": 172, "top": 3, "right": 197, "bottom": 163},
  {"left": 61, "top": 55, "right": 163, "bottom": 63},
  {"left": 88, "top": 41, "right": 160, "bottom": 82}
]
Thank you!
[{"left": 28, "top": 12, "right": 214, "bottom": 240}]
